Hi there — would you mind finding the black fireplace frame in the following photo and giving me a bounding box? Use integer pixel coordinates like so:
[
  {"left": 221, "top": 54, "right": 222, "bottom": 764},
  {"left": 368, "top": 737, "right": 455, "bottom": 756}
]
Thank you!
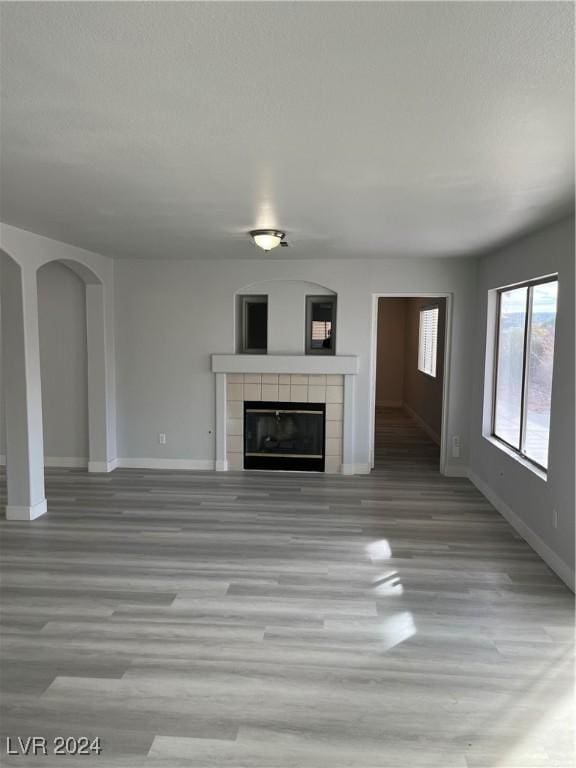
[{"left": 243, "top": 401, "right": 326, "bottom": 472}]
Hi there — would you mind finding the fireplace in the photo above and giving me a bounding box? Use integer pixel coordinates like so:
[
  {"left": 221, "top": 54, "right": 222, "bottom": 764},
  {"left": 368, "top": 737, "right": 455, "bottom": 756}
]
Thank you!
[{"left": 244, "top": 401, "right": 326, "bottom": 471}]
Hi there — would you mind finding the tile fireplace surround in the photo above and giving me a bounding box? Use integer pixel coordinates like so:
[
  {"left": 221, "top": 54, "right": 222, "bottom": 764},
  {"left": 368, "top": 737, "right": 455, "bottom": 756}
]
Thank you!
[{"left": 211, "top": 355, "right": 359, "bottom": 474}]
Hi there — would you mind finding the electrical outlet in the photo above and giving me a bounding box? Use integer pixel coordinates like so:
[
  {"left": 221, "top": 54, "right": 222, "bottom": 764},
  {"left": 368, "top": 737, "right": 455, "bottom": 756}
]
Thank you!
[
  {"left": 552, "top": 508, "right": 558, "bottom": 529},
  {"left": 451, "top": 435, "right": 460, "bottom": 459},
  {"left": 158, "top": 433, "right": 166, "bottom": 445}
]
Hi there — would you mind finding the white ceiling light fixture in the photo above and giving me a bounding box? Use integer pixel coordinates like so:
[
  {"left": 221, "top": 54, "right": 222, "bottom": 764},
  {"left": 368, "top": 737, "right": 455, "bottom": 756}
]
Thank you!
[{"left": 250, "top": 229, "right": 286, "bottom": 251}]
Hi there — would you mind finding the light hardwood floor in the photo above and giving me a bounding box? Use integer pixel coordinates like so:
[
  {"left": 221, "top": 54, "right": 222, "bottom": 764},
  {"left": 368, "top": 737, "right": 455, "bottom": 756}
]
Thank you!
[{"left": 0, "top": 409, "right": 573, "bottom": 767}]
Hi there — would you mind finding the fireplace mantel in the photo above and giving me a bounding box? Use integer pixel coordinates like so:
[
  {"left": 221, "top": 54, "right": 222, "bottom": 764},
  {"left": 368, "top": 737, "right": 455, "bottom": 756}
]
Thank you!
[{"left": 211, "top": 354, "right": 359, "bottom": 375}]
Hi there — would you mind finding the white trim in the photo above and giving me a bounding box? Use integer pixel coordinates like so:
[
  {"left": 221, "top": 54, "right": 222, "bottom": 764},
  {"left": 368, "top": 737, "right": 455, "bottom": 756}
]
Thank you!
[
  {"left": 6, "top": 499, "right": 47, "bottom": 521},
  {"left": 403, "top": 403, "right": 440, "bottom": 446},
  {"left": 443, "top": 463, "right": 469, "bottom": 477},
  {"left": 117, "top": 458, "right": 215, "bottom": 471},
  {"left": 1, "top": 455, "right": 94, "bottom": 469},
  {"left": 342, "top": 374, "right": 355, "bottom": 472},
  {"left": 215, "top": 372, "right": 227, "bottom": 471},
  {"left": 45, "top": 456, "right": 88, "bottom": 468},
  {"left": 215, "top": 460, "right": 229, "bottom": 472},
  {"left": 341, "top": 462, "right": 371, "bottom": 475},
  {"left": 440, "top": 294, "right": 454, "bottom": 474},
  {"left": 212, "top": 354, "right": 359, "bottom": 375},
  {"left": 376, "top": 400, "right": 403, "bottom": 408},
  {"left": 88, "top": 458, "right": 118, "bottom": 473},
  {"left": 469, "top": 470, "right": 575, "bottom": 592}
]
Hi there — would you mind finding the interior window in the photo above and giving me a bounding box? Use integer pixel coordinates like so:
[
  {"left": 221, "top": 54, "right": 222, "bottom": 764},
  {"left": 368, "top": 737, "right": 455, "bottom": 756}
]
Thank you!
[
  {"left": 238, "top": 295, "right": 268, "bottom": 353},
  {"left": 306, "top": 296, "right": 336, "bottom": 355}
]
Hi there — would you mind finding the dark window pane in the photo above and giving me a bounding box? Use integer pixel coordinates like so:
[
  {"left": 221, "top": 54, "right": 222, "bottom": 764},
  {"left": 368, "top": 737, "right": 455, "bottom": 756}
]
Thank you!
[
  {"left": 307, "top": 297, "right": 336, "bottom": 353},
  {"left": 246, "top": 301, "right": 267, "bottom": 351},
  {"left": 524, "top": 282, "right": 558, "bottom": 468},
  {"left": 494, "top": 287, "right": 527, "bottom": 449}
]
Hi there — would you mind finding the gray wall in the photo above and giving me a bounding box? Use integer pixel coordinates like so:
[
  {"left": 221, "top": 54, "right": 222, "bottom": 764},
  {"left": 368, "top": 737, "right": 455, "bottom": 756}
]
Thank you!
[
  {"left": 469, "top": 216, "right": 575, "bottom": 580},
  {"left": 37, "top": 262, "right": 88, "bottom": 461},
  {"left": 114, "top": 257, "right": 476, "bottom": 470}
]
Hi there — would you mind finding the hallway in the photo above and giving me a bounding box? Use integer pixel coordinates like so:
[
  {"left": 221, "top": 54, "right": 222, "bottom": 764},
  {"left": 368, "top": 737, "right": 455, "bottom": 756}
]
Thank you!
[{"left": 374, "top": 406, "right": 440, "bottom": 474}]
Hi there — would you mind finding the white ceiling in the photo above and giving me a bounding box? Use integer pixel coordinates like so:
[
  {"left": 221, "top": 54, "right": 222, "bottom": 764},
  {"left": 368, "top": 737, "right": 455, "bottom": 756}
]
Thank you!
[{"left": 1, "top": 2, "right": 574, "bottom": 260}]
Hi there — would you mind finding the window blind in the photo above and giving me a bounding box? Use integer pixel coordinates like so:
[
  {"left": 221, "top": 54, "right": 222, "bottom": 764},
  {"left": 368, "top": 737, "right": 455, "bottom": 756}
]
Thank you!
[{"left": 418, "top": 307, "right": 438, "bottom": 377}]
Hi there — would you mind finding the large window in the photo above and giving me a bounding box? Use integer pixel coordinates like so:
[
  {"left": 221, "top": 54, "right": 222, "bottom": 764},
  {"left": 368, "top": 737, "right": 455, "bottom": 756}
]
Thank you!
[
  {"left": 492, "top": 276, "right": 558, "bottom": 471},
  {"left": 418, "top": 307, "right": 439, "bottom": 377}
]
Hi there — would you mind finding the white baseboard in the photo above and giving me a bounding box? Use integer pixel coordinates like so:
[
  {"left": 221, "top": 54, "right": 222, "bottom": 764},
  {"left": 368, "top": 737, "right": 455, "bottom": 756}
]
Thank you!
[
  {"left": 117, "top": 458, "right": 215, "bottom": 471},
  {"left": 1, "top": 455, "right": 89, "bottom": 469},
  {"left": 443, "top": 463, "right": 469, "bottom": 477},
  {"left": 5, "top": 454, "right": 371, "bottom": 475},
  {"left": 403, "top": 403, "right": 441, "bottom": 445},
  {"left": 469, "top": 470, "right": 575, "bottom": 592},
  {"left": 6, "top": 499, "right": 47, "bottom": 521},
  {"left": 46, "top": 456, "right": 88, "bottom": 468},
  {"left": 376, "top": 400, "right": 403, "bottom": 408}
]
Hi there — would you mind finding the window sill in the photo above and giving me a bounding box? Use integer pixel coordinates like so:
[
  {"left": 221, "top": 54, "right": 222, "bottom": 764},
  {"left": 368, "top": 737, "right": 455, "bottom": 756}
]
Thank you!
[{"left": 482, "top": 434, "right": 548, "bottom": 482}]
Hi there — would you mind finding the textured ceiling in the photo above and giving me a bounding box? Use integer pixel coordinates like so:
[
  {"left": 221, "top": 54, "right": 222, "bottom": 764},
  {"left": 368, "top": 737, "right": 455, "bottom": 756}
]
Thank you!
[{"left": 1, "top": 2, "right": 574, "bottom": 260}]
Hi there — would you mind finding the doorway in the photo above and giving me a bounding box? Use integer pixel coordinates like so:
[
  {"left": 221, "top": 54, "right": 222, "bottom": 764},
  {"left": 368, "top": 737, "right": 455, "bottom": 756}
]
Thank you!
[{"left": 373, "top": 297, "right": 447, "bottom": 473}]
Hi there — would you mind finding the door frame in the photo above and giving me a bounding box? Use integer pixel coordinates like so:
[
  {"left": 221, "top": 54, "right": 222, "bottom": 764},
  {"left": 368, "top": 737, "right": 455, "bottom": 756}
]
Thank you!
[{"left": 368, "top": 292, "right": 453, "bottom": 475}]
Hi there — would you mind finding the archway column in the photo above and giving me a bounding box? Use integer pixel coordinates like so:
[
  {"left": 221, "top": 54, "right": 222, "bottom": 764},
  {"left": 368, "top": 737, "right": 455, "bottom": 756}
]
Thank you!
[{"left": 1, "top": 255, "right": 46, "bottom": 519}]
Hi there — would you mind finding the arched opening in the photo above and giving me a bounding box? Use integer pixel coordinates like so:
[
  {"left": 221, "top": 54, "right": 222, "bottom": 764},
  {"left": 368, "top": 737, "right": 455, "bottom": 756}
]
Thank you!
[
  {"left": 1, "top": 250, "right": 114, "bottom": 520},
  {"left": 38, "top": 257, "right": 113, "bottom": 474}
]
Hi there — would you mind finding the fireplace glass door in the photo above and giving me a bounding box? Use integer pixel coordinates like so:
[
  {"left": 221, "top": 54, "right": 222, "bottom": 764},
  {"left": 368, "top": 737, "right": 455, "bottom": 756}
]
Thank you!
[{"left": 244, "top": 402, "right": 326, "bottom": 471}]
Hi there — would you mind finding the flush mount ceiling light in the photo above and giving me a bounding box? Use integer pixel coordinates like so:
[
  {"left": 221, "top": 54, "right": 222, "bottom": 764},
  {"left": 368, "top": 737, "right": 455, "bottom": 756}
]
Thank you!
[{"left": 250, "top": 229, "right": 286, "bottom": 251}]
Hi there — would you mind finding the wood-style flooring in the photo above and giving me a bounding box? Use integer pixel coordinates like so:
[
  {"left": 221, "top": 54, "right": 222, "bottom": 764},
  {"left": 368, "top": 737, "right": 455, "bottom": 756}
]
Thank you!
[{"left": 0, "top": 408, "right": 573, "bottom": 767}]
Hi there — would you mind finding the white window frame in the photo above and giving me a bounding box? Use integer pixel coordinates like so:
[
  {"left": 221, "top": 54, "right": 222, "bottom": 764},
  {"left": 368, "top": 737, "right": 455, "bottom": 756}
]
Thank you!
[
  {"left": 418, "top": 306, "right": 439, "bottom": 378},
  {"left": 491, "top": 275, "right": 558, "bottom": 473}
]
